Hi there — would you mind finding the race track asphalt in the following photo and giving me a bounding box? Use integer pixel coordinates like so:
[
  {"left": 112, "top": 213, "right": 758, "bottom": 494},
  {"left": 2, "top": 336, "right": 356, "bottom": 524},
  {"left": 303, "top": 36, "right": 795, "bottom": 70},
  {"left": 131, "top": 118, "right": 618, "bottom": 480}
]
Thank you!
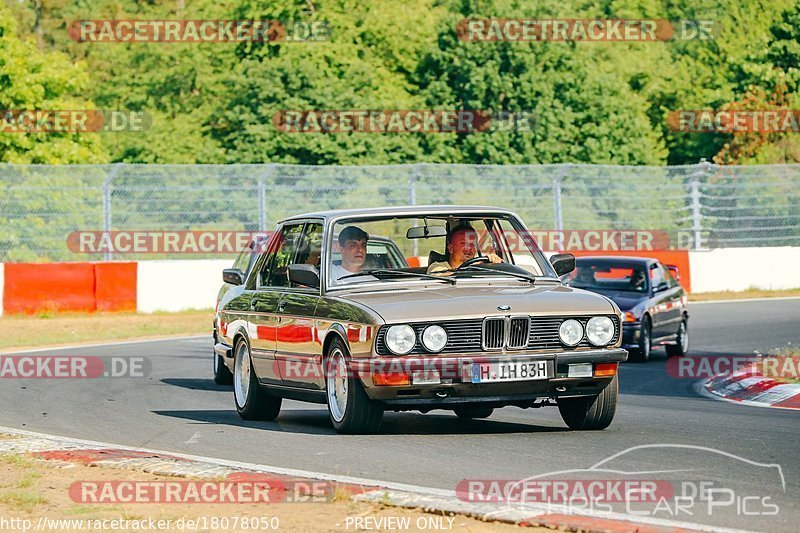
[{"left": 1, "top": 299, "right": 798, "bottom": 532}]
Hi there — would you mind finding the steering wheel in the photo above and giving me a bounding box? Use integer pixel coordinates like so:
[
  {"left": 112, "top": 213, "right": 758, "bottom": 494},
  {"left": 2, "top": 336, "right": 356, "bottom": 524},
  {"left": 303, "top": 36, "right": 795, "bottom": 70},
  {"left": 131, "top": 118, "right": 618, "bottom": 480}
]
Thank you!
[{"left": 456, "top": 256, "right": 492, "bottom": 270}]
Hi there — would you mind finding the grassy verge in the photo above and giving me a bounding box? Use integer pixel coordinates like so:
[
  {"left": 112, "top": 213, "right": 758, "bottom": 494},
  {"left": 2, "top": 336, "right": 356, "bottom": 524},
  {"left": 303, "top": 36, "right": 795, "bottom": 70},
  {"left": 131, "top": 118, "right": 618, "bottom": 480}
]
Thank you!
[
  {"left": 0, "top": 448, "right": 530, "bottom": 532},
  {"left": 689, "top": 288, "right": 800, "bottom": 302},
  {"left": 0, "top": 310, "right": 211, "bottom": 351}
]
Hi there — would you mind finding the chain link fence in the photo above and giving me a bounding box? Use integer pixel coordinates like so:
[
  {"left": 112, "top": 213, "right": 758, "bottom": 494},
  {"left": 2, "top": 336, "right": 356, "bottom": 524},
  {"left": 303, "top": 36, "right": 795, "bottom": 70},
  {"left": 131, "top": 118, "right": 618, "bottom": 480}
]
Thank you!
[{"left": 1, "top": 162, "right": 799, "bottom": 262}]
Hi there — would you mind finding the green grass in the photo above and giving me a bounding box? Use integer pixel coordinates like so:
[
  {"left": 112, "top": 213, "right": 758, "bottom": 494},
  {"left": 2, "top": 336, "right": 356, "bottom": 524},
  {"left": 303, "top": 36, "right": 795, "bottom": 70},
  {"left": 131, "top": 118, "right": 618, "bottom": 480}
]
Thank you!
[
  {"left": 0, "top": 309, "right": 212, "bottom": 350},
  {"left": 0, "top": 491, "right": 47, "bottom": 513},
  {"left": 689, "top": 288, "right": 800, "bottom": 301}
]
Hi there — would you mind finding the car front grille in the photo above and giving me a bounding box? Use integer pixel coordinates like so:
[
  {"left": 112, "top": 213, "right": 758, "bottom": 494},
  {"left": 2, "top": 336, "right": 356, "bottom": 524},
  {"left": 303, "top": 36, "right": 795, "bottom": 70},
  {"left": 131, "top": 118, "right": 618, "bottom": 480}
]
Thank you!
[
  {"left": 375, "top": 315, "right": 619, "bottom": 355},
  {"left": 482, "top": 317, "right": 505, "bottom": 350},
  {"left": 508, "top": 317, "right": 530, "bottom": 349}
]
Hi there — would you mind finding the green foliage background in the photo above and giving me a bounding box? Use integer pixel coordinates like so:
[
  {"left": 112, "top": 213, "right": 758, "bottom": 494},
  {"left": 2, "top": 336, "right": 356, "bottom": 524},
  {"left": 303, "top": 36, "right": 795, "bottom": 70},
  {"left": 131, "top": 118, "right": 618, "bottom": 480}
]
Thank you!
[{"left": 2, "top": 0, "right": 800, "bottom": 165}]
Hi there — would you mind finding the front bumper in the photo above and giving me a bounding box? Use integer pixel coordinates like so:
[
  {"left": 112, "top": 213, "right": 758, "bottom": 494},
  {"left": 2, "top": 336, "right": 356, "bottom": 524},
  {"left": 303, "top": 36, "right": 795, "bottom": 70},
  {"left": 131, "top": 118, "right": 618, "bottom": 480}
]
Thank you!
[
  {"left": 621, "top": 322, "right": 640, "bottom": 350},
  {"left": 355, "top": 348, "right": 627, "bottom": 404}
]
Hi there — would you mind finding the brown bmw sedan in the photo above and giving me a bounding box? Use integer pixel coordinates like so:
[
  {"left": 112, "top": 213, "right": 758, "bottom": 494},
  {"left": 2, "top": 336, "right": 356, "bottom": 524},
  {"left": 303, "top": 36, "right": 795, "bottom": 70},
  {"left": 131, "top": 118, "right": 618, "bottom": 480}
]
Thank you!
[{"left": 214, "top": 206, "right": 627, "bottom": 433}]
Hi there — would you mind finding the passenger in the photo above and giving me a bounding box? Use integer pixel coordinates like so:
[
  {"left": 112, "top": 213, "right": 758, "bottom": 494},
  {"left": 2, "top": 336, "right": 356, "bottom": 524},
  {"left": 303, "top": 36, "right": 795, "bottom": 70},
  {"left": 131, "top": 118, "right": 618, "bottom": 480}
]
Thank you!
[
  {"left": 427, "top": 225, "right": 502, "bottom": 275},
  {"left": 331, "top": 226, "right": 374, "bottom": 282}
]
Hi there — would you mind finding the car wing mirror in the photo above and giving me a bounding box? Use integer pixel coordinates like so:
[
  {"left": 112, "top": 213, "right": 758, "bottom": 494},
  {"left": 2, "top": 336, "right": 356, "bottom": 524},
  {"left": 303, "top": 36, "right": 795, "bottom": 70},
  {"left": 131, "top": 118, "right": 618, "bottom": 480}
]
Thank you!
[
  {"left": 222, "top": 268, "right": 244, "bottom": 286},
  {"left": 666, "top": 264, "right": 680, "bottom": 281},
  {"left": 288, "top": 264, "right": 320, "bottom": 289},
  {"left": 549, "top": 253, "right": 576, "bottom": 276}
]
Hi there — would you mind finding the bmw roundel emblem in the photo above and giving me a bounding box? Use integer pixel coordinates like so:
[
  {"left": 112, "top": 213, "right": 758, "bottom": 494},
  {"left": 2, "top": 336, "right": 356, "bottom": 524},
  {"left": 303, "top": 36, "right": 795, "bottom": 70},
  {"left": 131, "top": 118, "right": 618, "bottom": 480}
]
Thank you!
[{"left": 497, "top": 305, "right": 511, "bottom": 311}]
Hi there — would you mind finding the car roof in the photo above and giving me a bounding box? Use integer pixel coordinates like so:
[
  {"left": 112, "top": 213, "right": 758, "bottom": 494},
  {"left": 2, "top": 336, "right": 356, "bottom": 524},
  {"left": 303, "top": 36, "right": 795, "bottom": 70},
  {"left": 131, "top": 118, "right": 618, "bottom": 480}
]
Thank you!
[
  {"left": 278, "top": 205, "right": 518, "bottom": 224},
  {"left": 576, "top": 256, "right": 657, "bottom": 265}
]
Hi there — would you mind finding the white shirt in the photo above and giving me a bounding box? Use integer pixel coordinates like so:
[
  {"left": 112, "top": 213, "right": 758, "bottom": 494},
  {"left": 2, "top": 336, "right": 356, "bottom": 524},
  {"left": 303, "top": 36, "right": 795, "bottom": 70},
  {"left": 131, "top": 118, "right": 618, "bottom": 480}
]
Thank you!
[{"left": 330, "top": 264, "right": 377, "bottom": 284}]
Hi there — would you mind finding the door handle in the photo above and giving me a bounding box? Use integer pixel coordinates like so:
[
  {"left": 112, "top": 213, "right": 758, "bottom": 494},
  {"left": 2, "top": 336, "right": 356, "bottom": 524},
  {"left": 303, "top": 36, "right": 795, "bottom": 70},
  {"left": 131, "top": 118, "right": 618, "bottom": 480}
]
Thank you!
[
  {"left": 250, "top": 298, "right": 259, "bottom": 310},
  {"left": 277, "top": 301, "right": 287, "bottom": 313}
]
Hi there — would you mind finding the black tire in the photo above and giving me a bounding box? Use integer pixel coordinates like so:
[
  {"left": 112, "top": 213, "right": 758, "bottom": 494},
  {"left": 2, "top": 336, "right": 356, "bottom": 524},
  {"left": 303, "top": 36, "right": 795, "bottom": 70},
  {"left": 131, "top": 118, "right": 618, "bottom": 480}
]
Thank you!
[
  {"left": 213, "top": 340, "right": 233, "bottom": 385},
  {"left": 666, "top": 319, "right": 689, "bottom": 357},
  {"left": 453, "top": 405, "right": 494, "bottom": 419},
  {"left": 558, "top": 373, "right": 618, "bottom": 430},
  {"left": 629, "top": 315, "right": 652, "bottom": 362},
  {"left": 233, "top": 337, "right": 281, "bottom": 421},
  {"left": 325, "top": 337, "right": 383, "bottom": 434}
]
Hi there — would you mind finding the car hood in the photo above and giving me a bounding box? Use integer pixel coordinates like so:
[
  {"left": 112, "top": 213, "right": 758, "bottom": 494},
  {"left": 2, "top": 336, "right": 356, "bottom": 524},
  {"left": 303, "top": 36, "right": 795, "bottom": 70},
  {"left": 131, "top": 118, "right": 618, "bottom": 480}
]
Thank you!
[
  {"left": 338, "top": 282, "right": 618, "bottom": 323},
  {"left": 575, "top": 289, "right": 646, "bottom": 312}
]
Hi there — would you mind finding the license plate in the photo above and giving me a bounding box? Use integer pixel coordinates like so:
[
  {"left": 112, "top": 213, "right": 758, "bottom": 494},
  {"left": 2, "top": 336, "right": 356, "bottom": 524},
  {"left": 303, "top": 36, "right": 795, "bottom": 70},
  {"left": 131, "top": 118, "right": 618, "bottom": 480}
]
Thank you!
[{"left": 469, "top": 360, "right": 550, "bottom": 383}]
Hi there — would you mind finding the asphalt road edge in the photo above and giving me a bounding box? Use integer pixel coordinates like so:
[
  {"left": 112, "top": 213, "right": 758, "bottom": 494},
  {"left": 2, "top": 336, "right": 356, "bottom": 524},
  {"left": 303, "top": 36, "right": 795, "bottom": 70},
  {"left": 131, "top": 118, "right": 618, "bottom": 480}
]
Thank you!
[{"left": 0, "top": 425, "right": 755, "bottom": 533}]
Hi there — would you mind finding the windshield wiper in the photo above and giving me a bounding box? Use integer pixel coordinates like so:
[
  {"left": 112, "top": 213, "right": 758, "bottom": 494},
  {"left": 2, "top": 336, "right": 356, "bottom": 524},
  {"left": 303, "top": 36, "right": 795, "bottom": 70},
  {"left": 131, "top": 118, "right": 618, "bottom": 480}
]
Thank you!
[
  {"left": 337, "top": 269, "right": 456, "bottom": 284},
  {"left": 445, "top": 265, "right": 538, "bottom": 283}
]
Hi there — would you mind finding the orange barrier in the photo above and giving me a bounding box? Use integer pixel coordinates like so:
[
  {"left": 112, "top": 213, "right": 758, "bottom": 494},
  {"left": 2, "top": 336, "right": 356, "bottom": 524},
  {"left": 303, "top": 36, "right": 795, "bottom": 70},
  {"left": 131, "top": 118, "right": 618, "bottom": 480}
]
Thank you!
[
  {"left": 2, "top": 262, "right": 137, "bottom": 314},
  {"left": 94, "top": 262, "right": 137, "bottom": 311},
  {"left": 569, "top": 250, "right": 691, "bottom": 293},
  {"left": 406, "top": 256, "right": 422, "bottom": 268}
]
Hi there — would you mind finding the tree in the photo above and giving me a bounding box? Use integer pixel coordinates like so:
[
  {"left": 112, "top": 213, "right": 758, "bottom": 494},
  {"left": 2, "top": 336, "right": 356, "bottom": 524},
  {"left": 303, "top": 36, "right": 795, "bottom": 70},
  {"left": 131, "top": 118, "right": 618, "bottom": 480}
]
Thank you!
[
  {"left": 209, "top": 0, "right": 442, "bottom": 164},
  {"left": 415, "top": 0, "right": 667, "bottom": 165},
  {"left": 0, "top": 5, "right": 106, "bottom": 163}
]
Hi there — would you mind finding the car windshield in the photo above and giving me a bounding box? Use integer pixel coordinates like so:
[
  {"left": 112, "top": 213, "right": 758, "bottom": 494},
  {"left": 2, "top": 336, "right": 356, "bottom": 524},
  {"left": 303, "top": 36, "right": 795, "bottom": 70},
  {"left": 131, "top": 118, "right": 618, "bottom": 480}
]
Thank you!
[
  {"left": 328, "top": 214, "right": 553, "bottom": 287},
  {"left": 563, "top": 260, "right": 649, "bottom": 294}
]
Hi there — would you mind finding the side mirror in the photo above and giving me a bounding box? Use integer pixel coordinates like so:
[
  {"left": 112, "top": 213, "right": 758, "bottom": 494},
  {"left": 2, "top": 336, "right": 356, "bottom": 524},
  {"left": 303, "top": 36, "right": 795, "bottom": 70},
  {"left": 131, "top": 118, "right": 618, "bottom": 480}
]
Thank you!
[
  {"left": 222, "top": 268, "right": 244, "bottom": 285},
  {"left": 549, "top": 253, "right": 576, "bottom": 276},
  {"left": 666, "top": 265, "right": 680, "bottom": 281},
  {"left": 288, "top": 264, "right": 320, "bottom": 289}
]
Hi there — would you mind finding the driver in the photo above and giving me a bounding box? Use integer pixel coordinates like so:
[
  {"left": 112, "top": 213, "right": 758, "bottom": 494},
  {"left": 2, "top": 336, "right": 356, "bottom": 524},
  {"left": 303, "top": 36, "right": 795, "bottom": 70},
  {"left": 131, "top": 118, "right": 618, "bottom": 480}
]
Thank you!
[
  {"left": 629, "top": 269, "right": 648, "bottom": 291},
  {"left": 427, "top": 225, "right": 502, "bottom": 275}
]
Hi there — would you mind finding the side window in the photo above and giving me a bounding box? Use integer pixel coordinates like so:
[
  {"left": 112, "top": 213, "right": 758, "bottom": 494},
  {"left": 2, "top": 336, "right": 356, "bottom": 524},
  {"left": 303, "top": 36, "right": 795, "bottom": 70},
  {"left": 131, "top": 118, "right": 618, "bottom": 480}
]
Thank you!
[
  {"left": 661, "top": 263, "right": 679, "bottom": 288},
  {"left": 293, "top": 223, "right": 323, "bottom": 276},
  {"left": 259, "top": 224, "right": 304, "bottom": 288},
  {"left": 650, "top": 264, "right": 665, "bottom": 289},
  {"left": 232, "top": 240, "right": 254, "bottom": 272}
]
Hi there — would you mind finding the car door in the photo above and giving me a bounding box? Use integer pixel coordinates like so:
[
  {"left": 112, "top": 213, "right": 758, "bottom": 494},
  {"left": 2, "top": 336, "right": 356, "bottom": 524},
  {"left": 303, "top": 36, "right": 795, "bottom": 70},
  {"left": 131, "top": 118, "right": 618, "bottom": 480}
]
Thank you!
[
  {"left": 657, "top": 262, "right": 684, "bottom": 336},
  {"left": 649, "top": 263, "right": 673, "bottom": 339},
  {"left": 275, "top": 222, "right": 324, "bottom": 390},
  {"left": 249, "top": 223, "right": 305, "bottom": 384}
]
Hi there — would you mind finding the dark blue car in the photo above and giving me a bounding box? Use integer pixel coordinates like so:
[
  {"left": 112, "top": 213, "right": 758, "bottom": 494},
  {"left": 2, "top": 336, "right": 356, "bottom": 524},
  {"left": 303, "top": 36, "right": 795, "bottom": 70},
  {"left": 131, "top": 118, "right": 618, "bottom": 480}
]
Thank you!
[{"left": 563, "top": 256, "right": 689, "bottom": 362}]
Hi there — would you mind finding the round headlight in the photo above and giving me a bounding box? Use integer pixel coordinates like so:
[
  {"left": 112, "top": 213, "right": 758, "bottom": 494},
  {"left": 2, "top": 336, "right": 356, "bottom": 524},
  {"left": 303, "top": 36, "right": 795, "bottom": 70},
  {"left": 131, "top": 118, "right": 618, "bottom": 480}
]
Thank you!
[
  {"left": 421, "top": 325, "right": 447, "bottom": 352},
  {"left": 385, "top": 325, "right": 416, "bottom": 354},
  {"left": 586, "top": 316, "right": 614, "bottom": 346},
  {"left": 559, "top": 319, "right": 584, "bottom": 346}
]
